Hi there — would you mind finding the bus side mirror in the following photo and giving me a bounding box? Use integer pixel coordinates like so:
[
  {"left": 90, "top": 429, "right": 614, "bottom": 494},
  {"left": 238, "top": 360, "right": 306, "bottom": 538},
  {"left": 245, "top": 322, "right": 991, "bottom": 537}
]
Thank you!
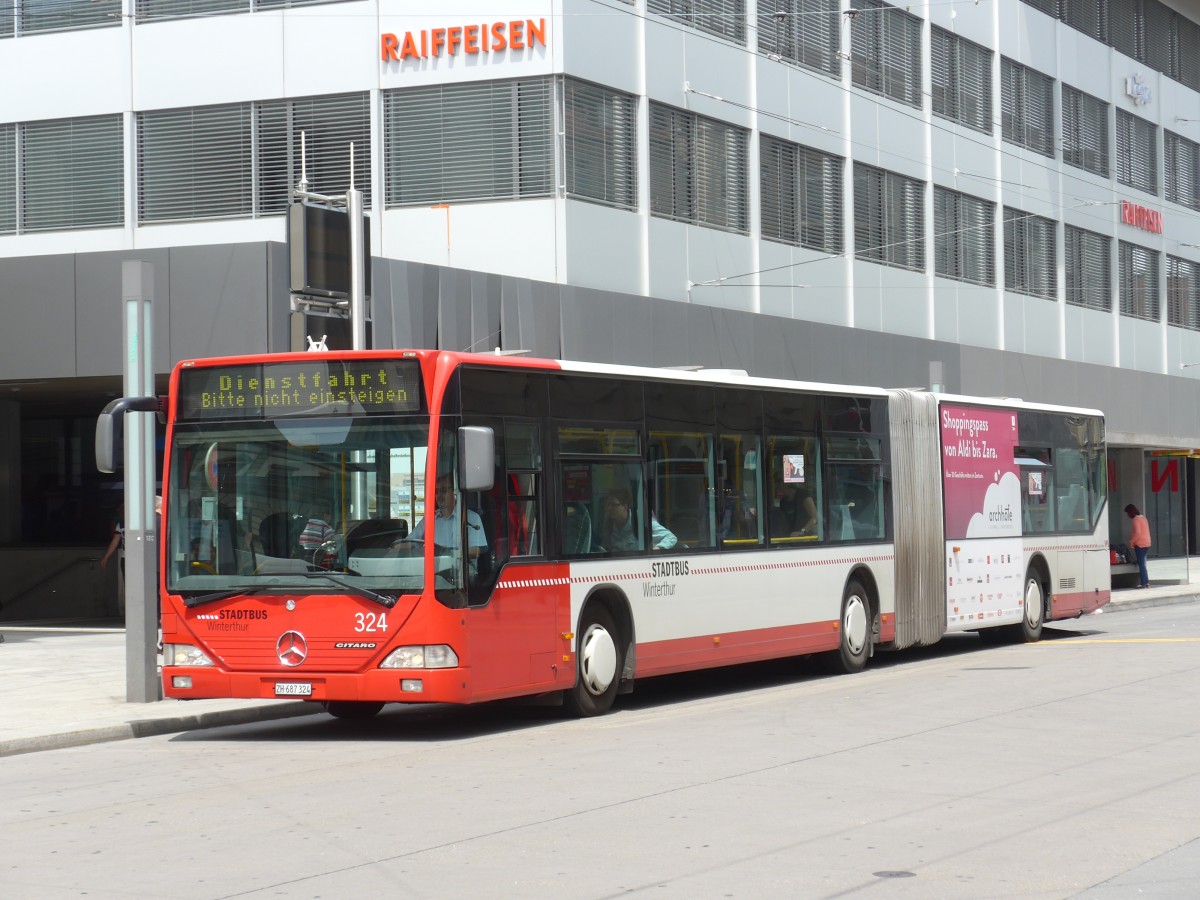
[
  {"left": 96, "top": 396, "right": 160, "bottom": 474},
  {"left": 459, "top": 426, "right": 495, "bottom": 492}
]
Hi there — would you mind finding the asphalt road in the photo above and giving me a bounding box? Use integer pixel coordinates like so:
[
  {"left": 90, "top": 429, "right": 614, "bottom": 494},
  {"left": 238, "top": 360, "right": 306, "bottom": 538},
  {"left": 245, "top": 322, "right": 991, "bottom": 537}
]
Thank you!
[{"left": 3, "top": 603, "right": 1200, "bottom": 899}]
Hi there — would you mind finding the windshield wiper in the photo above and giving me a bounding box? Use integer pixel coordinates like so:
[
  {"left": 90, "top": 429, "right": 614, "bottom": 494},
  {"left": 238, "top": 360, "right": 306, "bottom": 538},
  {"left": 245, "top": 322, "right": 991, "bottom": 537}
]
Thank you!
[
  {"left": 183, "top": 586, "right": 272, "bottom": 609},
  {"left": 281, "top": 571, "right": 398, "bottom": 608}
]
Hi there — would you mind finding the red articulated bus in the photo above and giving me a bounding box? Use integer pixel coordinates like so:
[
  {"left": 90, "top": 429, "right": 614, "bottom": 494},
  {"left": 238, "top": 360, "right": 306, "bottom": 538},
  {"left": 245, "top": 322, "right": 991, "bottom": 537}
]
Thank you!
[{"left": 98, "top": 349, "right": 1110, "bottom": 719}]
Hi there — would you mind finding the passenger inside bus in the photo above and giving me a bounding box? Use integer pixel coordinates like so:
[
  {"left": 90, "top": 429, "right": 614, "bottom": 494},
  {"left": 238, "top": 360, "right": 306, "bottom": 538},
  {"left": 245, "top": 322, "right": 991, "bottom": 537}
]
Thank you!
[{"left": 599, "top": 487, "right": 677, "bottom": 552}]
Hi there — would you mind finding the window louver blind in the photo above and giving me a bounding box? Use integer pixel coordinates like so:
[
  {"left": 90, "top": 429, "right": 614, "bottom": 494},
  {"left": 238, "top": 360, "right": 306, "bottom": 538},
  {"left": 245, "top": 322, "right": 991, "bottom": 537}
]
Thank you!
[
  {"left": 1165, "top": 131, "right": 1199, "bottom": 210},
  {"left": 564, "top": 78, "right": 637, "bottom": 211},
  {"left": 760, "top": 135, "right": 842, "bottom": 252},
  {"left": 384, "top": 79, "right": 553, "bottom": 208},
  {"left": 1116, "top": 110, "right": 1158, "bottom": 194},
  {"left": 696, "top": 115, "right": 748, "bottom": 233},
  {"left": 647, "top": 0, "right": 746, "bottom": 44},
  {"left": 1001, "top": 59, "right": 1054, "bottom": 157},
  {"left": 1065, "top": 225, "right": 1111, "bottom": 310},
  {"left": 1004, "top": 207, "right": 1056, "bottom": 300},
  {"left": 934, "top": 188, "right": 994, "bottom": 285},
  {"left": 0, "top": 124, "right": 13, "bottom": 234},
  {"left": 649, "top": 103, "right": 747, "bottom": 233},
  {"left": 932, "top": 27, "right": 992, "bottom": 133},
  {"left": 1061, "top": 0, "right": 1107, "bottom": 42},
  {"left": 1, "top": 2, "right": 11, "bottom": 37},
  {"left": 1063, "top": 85, "right": 1108, "bottom": 177},
  {"left": 1119, "top": 242, "right": 1160, "bottom": 321},
  {"left": 138, "top": 103, "right": 252, "bottom": 223},
  {"left": 1020, "top": 0, "right": 1057, "bottom": 16},
  {"left": 257, "top": 92, "right": 371, "bottom": 215},
  {"left": 1143, "top": 1, "right": 1174, "bottom": 75},
  {"left": 20, "top": 0, "right": 120, "bottom": 34},
  {"left": 851, "top": 0, "right": 922, "bottom": 109},
  {"left": 1108, "top": 0, "right": 1141, "bottom": 59},
  {"left": 23, "top": 114, "right": 123, "bottom": 232},
  {"left": 854, "top": 163, "right": 924, "bottom": 271},
  {"left": 757, "top": 0, "right": 839, "bottom": 77},
  {"left": 1167, "top": 255, "right": 1200, "bottom": 330},
  {"left": 256, "top": 0, "right": 356, "bottom": 9},
  {"left": 1177, "top": 17, "right": 1200, "bottom": 92},
  {"left": 136, "top": 0, "right": 247, "bottom": 23}
]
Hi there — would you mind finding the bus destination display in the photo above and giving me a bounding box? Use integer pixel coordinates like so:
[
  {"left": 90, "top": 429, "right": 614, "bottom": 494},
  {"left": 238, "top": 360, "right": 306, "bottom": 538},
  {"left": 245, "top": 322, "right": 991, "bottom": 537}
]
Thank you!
[{"left": 177, "top": 359, "right": 423, "bottom": 420}]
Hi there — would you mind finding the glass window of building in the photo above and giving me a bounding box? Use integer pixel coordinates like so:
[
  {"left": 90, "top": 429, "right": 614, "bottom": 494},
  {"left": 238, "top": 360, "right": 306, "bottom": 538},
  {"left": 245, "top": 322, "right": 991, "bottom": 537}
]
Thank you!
[
  {"left": 760, "top": 135, "right": 843, "bottom": 253},
  {"left": 850, "top": 0, "right": 922, "bottom": 109},
  {"left": 138, "top": 103, "right": 252, "bottom": 223},
  {"left": 1119, "top": 242, "right": 1160, "bottom": 322},
  {"left": 1177, "top": 17, "right": 1200, "bottom": 92},
  {"left": 649, "top": 102, "right": 748, "bottom": 234},
  {"left": 1116, "top": 110, "right": 1158, "bottom": 195},
  {"left": 256, "top": 93, "right": 371, "bottom": 215},
  {"left": 757, "top": 0, "right": 840, "bottom": 77},
  {"left": 384, "top": 78, "right": 554, "bottom": 208},
  {"left": 1065, "top": 225, "right": 1111, "bottom": 311},
  {"left": 1165, "top": 131, "right": 1200, "bottom": 210},
  {"left": 931, "top": 27, "right": 992, "bottom": 133},
  {"left": 1019, "top": 0, "right": 1057, "bottom": 16},
  {"left": 136, "top": 0, "right": 247, "bottom": 22},
  {"left": 1004, "top": 207, "right": 1056, "bottom": 300},
  {"left": 23, "top": 115, "right": 123, "bottom": 232},
  {"left": 0, "top": 124, "right": 12, "bottom": 234},
  {"left": 564, "top": 78, "right": 637, "bottom": 211},
  {"left": 19, "top": 0, "right": 120, "bottom": 33},
  {"left": 647, "top": 0, "right": 746, "bottom": 44},
  {"left": 934, "top": 188, "right": 994, "bottom": 286},
  {"left": 1001, "top": 59, "right": 1054, "bottom": 157},
  {"left": 1062, "top": 85, "right": 1109, "bottom": 177},
  {"left": 1167, "top": 255, "right": 1200, "bottom": 330},
  {"left": 853, "top": 163, "right": 924, "bottom": 272}
]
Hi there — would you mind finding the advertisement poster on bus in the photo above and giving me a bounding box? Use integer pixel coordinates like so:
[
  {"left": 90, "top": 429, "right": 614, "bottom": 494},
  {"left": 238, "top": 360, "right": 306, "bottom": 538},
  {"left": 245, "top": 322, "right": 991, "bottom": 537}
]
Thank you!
[{"left": 940, "top": 405, "right": 1024, "bottom": 630}]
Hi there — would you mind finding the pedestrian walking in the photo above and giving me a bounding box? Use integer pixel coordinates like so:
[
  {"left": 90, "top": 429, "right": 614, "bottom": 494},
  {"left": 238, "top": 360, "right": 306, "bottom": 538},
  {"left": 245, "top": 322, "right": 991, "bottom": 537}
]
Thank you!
[{"left": 1124, "top": 504, "right": 1152, "bottom": 588}]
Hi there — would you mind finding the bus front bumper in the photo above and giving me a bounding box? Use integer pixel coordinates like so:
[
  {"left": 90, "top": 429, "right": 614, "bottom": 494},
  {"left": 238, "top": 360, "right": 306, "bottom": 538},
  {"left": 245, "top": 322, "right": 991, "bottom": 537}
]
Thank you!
[{"left": 162, "top": 666, "right": 472, "bottom": 705}]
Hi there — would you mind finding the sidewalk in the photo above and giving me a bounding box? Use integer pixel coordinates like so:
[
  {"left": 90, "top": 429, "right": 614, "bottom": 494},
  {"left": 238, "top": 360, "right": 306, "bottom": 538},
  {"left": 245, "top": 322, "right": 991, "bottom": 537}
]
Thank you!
[{"left": 2, "top": 583, "right": 1199, "bottom": 757}]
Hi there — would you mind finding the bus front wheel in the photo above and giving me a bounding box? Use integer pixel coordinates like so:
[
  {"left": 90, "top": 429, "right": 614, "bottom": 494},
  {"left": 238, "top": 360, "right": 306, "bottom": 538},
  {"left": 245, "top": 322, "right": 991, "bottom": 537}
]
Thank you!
[
  {"left": 833, "top": 579, "right": 872, "bottom": 674},
  {"left": 565, "top": 605, "right": 622, "bottom": 717},
  {"left": 323, "top": 701, "right": 385, "bottom": 720}
]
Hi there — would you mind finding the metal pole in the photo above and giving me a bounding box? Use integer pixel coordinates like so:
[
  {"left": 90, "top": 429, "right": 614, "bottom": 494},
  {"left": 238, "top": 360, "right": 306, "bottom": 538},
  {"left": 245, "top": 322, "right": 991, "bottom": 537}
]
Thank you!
[
  {"left": 122, "top": 261, "right": 159, "bottom": 703},
  {"left": 348, "top": 186, "right": 366, "bottom": 352}
]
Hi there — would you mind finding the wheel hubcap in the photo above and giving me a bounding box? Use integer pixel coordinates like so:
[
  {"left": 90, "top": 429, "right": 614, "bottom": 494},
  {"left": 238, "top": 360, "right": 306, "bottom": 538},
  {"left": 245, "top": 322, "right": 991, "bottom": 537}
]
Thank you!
[
  {"left": 1025, "top": 579, "right": 1043, "bottom": 628},
  {"left": 844, "top": 595, "right": 868, "bottom": 655},
  {"left": 579, "top": 624, "right": 617, "bottom": 696}
]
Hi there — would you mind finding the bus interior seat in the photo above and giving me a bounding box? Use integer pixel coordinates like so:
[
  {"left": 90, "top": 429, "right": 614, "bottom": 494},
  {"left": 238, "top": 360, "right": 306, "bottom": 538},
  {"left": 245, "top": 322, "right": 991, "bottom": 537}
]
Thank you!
[
  {"left": 259, "top": 512, "right": 306, "bottom": 558},
  {"left": 562, "top": 502, "right": 592, "bottom": 555}
]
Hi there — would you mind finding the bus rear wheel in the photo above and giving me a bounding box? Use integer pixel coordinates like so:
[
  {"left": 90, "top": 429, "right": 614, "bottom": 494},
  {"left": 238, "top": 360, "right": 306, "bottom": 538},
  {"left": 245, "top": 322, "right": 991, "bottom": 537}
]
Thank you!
[
  {"left": 565, "top": 605, "right": 622, "bottom": 717},
  {"left": 1015, "top": 570, "right": 1045, "bottom": 643},
  {"left": 832, "top": 579, "right": 871, "bottom": 674},
  {"left": 323, "top": 701, "right": 385, "bottom": 720}
]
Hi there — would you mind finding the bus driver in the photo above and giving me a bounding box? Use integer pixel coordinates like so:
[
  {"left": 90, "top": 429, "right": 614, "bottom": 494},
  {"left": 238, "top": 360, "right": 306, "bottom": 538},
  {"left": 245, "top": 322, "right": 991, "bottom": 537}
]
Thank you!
[{"left": 395, "top": 475, "right": 487, "bottom": 565}]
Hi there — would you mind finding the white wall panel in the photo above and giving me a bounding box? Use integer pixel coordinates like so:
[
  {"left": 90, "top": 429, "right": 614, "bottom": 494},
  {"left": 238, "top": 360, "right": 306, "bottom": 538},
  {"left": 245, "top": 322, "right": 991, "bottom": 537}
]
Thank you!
[
  {"left": 563, "top": 200, "right": 643, "bottom": 296},
  {"left": 560, "top": 0, "right": 640, "bottom": 94},
  {"left": 133, "top": 16, "right": 285, "bottom": 110},
  {"left": 378, "top": 201, "right": 558, "bottom": 283},
  {"left": 0, "top": 29, "right": 129, "bottom": 122},
  {"left": 281, "top": 3, "right": 378, "bottom": 98}
]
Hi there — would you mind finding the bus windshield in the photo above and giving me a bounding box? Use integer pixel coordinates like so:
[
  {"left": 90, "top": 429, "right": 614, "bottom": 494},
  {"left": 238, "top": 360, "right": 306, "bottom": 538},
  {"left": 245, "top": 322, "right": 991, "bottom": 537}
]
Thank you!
[{"left": 166, "top": 416, "right": 431, "bottom": 598}]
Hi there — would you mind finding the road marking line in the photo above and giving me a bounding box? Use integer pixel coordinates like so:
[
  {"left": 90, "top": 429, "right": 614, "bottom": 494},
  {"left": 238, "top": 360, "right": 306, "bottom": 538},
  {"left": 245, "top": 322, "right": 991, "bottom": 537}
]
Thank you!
[{"left": 1051, "top": 638, "right": 1200, "bottom": 644}]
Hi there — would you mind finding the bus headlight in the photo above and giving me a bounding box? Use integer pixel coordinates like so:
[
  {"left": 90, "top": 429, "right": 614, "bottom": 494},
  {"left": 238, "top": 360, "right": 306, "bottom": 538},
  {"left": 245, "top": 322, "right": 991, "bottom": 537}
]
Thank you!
[
  {"left": 164, "top": 644, "right": 214, "bottom": 667},
  {"left": 380, "top": 645, "right": 459, "bottom": 669}
]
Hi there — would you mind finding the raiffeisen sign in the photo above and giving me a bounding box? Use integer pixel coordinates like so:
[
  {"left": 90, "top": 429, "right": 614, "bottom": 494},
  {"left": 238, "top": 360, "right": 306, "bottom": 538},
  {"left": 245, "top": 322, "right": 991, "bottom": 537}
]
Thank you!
[{"left": 382, "top": 18, "right": 547, "bottom": 63}]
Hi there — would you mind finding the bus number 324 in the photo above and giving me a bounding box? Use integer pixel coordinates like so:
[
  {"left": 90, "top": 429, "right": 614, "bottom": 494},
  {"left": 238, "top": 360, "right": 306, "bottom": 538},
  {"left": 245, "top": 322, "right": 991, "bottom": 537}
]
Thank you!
[{"left": 355, "top": 612, "right": 388, "bottom": 633}]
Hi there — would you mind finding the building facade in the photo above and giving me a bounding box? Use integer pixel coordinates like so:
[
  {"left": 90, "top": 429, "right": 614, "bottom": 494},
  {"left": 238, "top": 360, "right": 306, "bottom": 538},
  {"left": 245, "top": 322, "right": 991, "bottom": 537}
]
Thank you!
[{"left": 2, "top": 0, "right": 1200, "bottom": 618}]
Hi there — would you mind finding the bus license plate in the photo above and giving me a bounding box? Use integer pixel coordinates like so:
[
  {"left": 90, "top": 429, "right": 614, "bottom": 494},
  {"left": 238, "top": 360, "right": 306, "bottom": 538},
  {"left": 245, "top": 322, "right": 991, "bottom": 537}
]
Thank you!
[{"left": 275, "top": 682, "right": 312, "bottom": 696}]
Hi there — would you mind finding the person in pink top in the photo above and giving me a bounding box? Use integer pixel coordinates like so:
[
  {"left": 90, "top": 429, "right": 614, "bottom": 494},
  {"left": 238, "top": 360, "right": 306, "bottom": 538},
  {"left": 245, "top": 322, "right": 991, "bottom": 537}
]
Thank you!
[{"left": 1124, "top": 504, "right": 1152, "bottom": 588}]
